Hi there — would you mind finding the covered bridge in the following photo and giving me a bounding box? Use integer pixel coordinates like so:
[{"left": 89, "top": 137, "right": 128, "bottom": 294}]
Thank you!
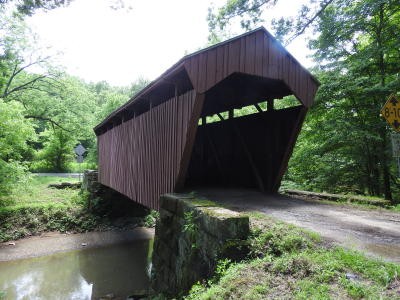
[{"left": 94, "top": 27, "right": 319, "bottom": 210}]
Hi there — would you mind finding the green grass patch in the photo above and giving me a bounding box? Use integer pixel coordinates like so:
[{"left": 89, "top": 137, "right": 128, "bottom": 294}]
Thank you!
[
  {"left": 185, "top": 213, "right": 400, "bottom": 300},
  {"left": 282, "top": 189, "right": 400, "bottom": 212},
  {"left": 0, "top": 175, "right": 154, "bottom": 242},
  {"left": 0, "top": 175, "right": 79, "bottom": 208}
]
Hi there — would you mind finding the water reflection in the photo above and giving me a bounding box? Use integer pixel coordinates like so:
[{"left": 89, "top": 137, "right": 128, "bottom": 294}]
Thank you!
[{"left": 0, "top": 239, "right": 153, "bottom": 299}]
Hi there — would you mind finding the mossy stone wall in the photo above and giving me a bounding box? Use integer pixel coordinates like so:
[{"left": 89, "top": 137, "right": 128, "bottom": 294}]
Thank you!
[{"left": 151, "top": 193, "right": 250, "bottom": 297}]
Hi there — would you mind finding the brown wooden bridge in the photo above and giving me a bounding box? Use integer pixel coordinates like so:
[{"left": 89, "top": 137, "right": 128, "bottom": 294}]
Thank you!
[{"left": 94, "top": 27, "right": 319, "bottom": 210}]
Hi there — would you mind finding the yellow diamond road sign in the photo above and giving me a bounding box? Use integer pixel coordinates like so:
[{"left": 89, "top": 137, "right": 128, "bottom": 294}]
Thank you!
[{"left": 381, "top": 94, "right": 400, "bottom": 132}]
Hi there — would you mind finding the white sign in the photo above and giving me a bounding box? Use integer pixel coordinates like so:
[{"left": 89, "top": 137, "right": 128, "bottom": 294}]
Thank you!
[{"left": 74, "top": 144, "right": 86, "bottom": 156}]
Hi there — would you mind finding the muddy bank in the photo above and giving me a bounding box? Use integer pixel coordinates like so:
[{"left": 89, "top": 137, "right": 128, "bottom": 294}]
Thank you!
[{"left": 0, "top": 227, "right": 154, "bottom": 261}]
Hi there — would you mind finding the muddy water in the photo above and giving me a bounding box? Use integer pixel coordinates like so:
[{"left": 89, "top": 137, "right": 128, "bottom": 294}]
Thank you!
[
  {"left": 365, "top": 243, "right": 400, "bottom": 263},
  {"left": 0, "top": 239, "right": 153, "bottom": 300}
]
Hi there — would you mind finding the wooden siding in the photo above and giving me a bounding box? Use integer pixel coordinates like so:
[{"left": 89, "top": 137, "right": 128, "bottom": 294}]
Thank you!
[
  {"left": 184, "top": 30, "right": 318, "bottom": 107},
  {"left": 98, "top": 90, "right": 198, "bottom": 209}
]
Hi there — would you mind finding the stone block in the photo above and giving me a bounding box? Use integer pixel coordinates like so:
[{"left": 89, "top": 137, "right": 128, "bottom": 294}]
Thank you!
[
  {"left": 160, "top": 194, "right": 179, "bottom": 213},
  {"left": 199, "top": 206, "right": 249, "bottom": 239},
  {"left": 151, "top": 193, "right": 250, "bottom": 298}
]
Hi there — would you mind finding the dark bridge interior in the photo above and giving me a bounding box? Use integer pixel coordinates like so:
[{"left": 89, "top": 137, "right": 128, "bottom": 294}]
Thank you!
[{"left": 185, "top": 73, "right": 302, "bottom": 192}]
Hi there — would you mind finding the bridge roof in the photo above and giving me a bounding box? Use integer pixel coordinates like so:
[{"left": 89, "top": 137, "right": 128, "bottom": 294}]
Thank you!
[{"left": 94, "top": 27, "right": 319, "bottom": 135}]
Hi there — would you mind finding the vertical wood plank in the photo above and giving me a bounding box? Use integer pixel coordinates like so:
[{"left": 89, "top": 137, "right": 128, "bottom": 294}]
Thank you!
[
  {"left": 254, "top": 30, "right": 264, "bottom": 76},
  {"left": 206, "top": 48, "right": 217, "bottom": 91},
  {"left": 245, "top": 33, "right": 256, "bottom": 74}
]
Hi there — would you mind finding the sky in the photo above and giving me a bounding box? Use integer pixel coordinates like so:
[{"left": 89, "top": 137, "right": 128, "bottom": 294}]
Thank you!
[{"left": 27, "top": 0, "right": 312, "bottom": 87}]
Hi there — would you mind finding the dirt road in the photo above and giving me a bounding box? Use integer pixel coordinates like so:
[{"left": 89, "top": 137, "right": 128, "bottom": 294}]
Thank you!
[{"left": 196, "top": 188, "right": 400, "bottom": 263}]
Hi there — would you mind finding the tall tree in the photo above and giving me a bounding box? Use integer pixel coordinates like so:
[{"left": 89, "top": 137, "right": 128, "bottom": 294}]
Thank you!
[
  {"left": 207, "top": 0, "right": 335, "bottom": 44},
  {"left": 303, "top": 0, "right": 400, "bottom": 200}
]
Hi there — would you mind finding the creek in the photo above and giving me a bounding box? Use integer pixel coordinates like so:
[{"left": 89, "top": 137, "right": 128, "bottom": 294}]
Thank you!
[{"left": 0, "top": 239, "right": 153, "bottom": 299}]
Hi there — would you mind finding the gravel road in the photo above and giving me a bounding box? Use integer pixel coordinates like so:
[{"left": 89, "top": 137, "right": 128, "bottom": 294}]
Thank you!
[{"left": 196, "top": 188, "right": 400, "bottom": 263}]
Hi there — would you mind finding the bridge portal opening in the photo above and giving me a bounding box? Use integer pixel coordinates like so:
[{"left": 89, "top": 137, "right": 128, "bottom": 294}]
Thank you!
[{"left": 184, "top": 73, "right": 304, "bottom": 192}]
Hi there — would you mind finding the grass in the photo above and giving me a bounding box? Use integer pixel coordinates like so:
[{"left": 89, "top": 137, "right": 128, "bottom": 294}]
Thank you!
[
  {"left": 185, "top": 212, "right": 400, "bottom": 300},
  {"left": 0, "top": 175, "right": 79, "bottom": 207},
  {"left": 314, "top": 197, "right": 400, "bottom": 212},
  {"left": 0, "top": 175, "right": 156, "bottom": 242},
  {"left": 283, "top": 189, "right": 400, "bottom": 213}
]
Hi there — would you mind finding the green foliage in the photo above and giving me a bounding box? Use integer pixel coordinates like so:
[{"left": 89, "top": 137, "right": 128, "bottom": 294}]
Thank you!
[
  {"left": 143, "top": 210, "right": 159, "bottom": 227},
  {"left": 0, "top": 0, "right": 71, "bottom": 16},
  {"left": 0, "top": 99, "right": 35, "bottom": 196},
  {"left": 286, "top": 0, "right": 400, "bottom": 202},
  {"left": 183, "top": 211, "right": 200, "bottom": 249},
  {"left": 248, "top": 217, "right": 318, "bottom": 258},
  {"left": 33, "top": 129, "right": 77, "bottom": 172},
  {"left": 214, "top": 258, "right": 232, "bottom": 281},
  {"left": 207, "top": 0, "right": 335, "bottom": 44}
]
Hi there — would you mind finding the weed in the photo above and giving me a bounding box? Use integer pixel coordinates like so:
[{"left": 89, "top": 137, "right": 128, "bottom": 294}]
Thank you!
[
  {"left": 182, "top": 211, "right": 199, "bottom": 249},
  {"left": 213, "top": 259, "right": 232, "bottom": 281},
  {"left": 294, "top": 280, "right": 331, "bottom": 299},
  {"left": 143, "top": 210, "right": 159, "bottom": 227}
]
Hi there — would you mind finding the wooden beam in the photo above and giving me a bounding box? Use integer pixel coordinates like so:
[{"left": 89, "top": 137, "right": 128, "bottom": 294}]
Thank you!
[
  {"left": 267, "top": 99, "right": 274, "bottom": 111},
  {"left": 175, "top": 93, "right": 205, "bottom": 190},
  {"left": 216, "top": 113, "right": 225, "bottom": 121},
  {"left": 206, "top": 129, "right": 226, "bottom": 184},
  {"left": 232, "top": 122, "right": 265, "bottom": 192},
  {"left": 272, "top": 106, "right": 308, "bottom": 192},
  {"left": 254, "top": 104, "right": 263, "bottom": 113}
]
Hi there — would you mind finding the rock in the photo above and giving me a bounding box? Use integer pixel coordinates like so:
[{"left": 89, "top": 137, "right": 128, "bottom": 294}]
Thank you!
[
  {"left": 127, "top": 290, "right": 148, "bottom": 299},
  {"left": 48, "top": 182, "right": 81, "bottom": 189},
  {"left": 7, "top": 242, "right": 15, "bottom": 246},
  {"left": 99, "top": 293, "right": 115, "bottom": 299},
  {"left": 346, "top": 272, "right": 360, "bottom": 281},
  {"left": 81, "top": 243, "right": 87, "bottom": 247}
]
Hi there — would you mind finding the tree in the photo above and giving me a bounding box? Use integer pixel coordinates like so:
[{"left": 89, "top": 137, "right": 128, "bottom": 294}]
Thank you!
[
  {"left": 308, "top": 0, "right": 399, "bottom": 200},
  {"left": 207, "top": 0, "right": 335, "bottom": 44},
  {"left": 35, "top": 129, "right": 76, "bottom": 172},
  {"left": 0, "top": 0, "right": 71, "bottom": 15},
  {"left": 0, "top": 99, "right": 35, "bottom": 195}
]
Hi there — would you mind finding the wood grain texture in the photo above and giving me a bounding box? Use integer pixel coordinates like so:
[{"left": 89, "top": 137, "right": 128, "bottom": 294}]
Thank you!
[
  {"left": 98, "top": 90, "right": 197, "bottom": 209},
  {"left": 184, "top": 28, "right": 318, "bottom": 106}
]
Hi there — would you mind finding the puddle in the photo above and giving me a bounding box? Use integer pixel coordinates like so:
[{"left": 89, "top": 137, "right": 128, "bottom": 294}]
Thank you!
[
  {"left": 365, "top": 243, "right": 400, "bottom": 263},
  {"left": 0, "top": 239, "right": 153, "bottom": 299}
]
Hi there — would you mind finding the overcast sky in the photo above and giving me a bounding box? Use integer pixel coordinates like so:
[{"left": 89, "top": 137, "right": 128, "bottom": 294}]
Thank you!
[{"left": 27, "top": 0, "right": 312, "bottom": 86}]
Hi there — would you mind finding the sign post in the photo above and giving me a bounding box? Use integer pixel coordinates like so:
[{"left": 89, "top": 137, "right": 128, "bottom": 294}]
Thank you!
[
  {"left": 391, "top": 133, "right": 400, "bottom": 177},
  {"left": 381, "top": 94, "right": 400, "bottom": 177},
  {"left": 74, "top": 144, "right": 86, "bottom": 181}
]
